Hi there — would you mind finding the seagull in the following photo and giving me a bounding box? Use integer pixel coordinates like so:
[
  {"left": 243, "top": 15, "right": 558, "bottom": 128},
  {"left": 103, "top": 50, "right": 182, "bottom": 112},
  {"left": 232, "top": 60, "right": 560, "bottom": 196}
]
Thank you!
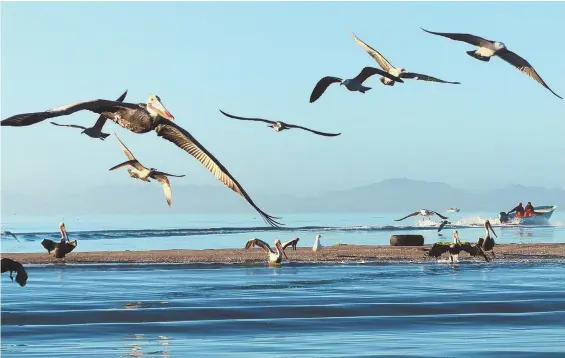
[
  {"left": 1, "top": 94, "right": 283, "bottom": 227},
  {"left": 421, "top": 28, "right": 562, "bottom": 99},
  {"left": 350, "top": 30, "right": 460, "bottom": 86},
  {"left": 50, "top": 90, "right": 128, "bottom": 140},
  {"left": 309, "top": 66, "right": 404, "bottom": 103},
  {"left": 395, "top": 209, "right": 448, "bottom": 222},
  {"left": 1, "top": 230, "right": 20, "bottom": 242},
  {"left": 313, "top": 234, "right": 323, "bottom": 252},
  {"left": 109, "top": 134, "right": 185, "bottom": 206},
  {"left": 245, "top": 238, "right": 299, "bottom": 265},
  {"left": 218, "top": 110, "right": 341, "bottom": 137}
]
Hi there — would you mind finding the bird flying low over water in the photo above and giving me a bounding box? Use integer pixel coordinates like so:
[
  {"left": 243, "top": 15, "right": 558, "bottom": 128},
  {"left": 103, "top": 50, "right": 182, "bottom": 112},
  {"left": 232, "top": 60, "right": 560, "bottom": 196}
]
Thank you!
[
  {"left": 350, "top": 30, "right": 460, "bottom": 86},
  {"left": 1, "top": 230, "right": 20, "bottom": 242},
  {"left": 109, "top": 134, "right": 185, "bottom": 207},
  {"left": 309, "top": 66, "right": 404, "bottom": 103},
  {"left": 219, "top": 110, "right": 341, "bottom": 137},
  {"left": 1, "top": 258, "right": 28, "bottom": 287},
  {"left": 421, "top": 28, "right": 562, "bottom": 99},
  {"left": 0, "top": 94, "right": 283, "bottom": 227},
  {"left": 245, "top": 238, "right": 299, "bottom": 265},
  {"left": 395, "top": 209, "right": 448, "bottom": 222},
  {"left": 50, "top": 90, "right": 128, "bottom": 140},
  {"left": 438, "top": 220, "right": 450, "bottom": 233},
  {"left": 425, "top": 230, "right": 489, "bottom": 263}
]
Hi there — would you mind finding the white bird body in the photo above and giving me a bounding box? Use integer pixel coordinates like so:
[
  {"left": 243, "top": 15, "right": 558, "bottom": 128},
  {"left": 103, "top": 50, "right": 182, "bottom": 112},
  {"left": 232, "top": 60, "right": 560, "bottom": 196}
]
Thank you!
[
  {"left": 313, "top": 234, "right": 323, "bottom": 252},
  {"left": 245, "top": 238, "right": 292, "bottom": 265}
]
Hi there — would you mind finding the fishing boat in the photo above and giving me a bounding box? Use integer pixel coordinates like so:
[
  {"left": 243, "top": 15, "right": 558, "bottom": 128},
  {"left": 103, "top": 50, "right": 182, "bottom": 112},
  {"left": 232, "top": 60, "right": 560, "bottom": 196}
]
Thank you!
[
  {"left": 446, "top": 208, "right": 460, "bottom": 213},
  {"left": 498, "top": 205, "right": 557, "bottom": 225}
]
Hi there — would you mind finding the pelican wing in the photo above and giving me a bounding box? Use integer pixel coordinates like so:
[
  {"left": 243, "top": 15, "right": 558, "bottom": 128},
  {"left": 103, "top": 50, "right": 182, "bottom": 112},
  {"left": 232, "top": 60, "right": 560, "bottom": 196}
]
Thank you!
[
  {"left": 497, "top": 50, "right": 562, "bottom": 99},
  {"left": 151, "top": 170, "right": 185, "bottom": 178},
  {"left": 154, "top": 121, "right": 283, "bottom": 227},
  {"left": 153, "top": 174, "right": 173, "bottom": 206},
  {"left": 218, "top": 110, "right": 274, "bottom": 125},
  {"left": 400, "top": 72, "right": 461, "bottom": 84},
  {"left": 353, "top": 67, "right": 404, "bottom": 84},
  {"left": 309, "top": 76, "right": 343, "bottom": 103},
  {"left": 420, "top": 28, "right": 494, "bottom": 48},
  {"left": 350, "top": 30, "right": 394, "bottom": 71},
  {"left": 109, "top": 159, "right": 145, "bottom": 172},
  {"left": 285, "top": 123, "right": 341, "bottom": 137},
  {"left": 1, "top": 99, "right": 140, "bottom": 127},
  {"left": 92, "top": 89, "right": 129, "bottom": 131},
  {"left": 394, "top": 211, "right": 421, "bottom": 222},
  {"left": 50, "top": 122, "right": 87, "bottom": 130},
  {"left": 114, "top": 134, "right": 137, "bottom": 161},
  {"left": 430, "top": 210, "right": 449, "bottom": 220},
  {"left": 245, "top": 238, "right": 273, "bottom": 253},
  {"left": 460, "top": 243, "right": 490, "bottom": 262},
  {"left": 281, "top": 237, "right": 300, "bottom": 251},
  {"left": 426, "top": 243, "right": 451, "bottom": 258}
]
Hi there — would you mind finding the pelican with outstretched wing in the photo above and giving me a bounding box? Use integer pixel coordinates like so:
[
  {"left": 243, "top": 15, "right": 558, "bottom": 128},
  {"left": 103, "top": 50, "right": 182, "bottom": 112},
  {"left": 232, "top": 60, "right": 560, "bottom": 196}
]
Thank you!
[
  {"left": 245, "top": 238, "right": 290, "bottom": 265},
  {"left": 425, "top": 230, "right": 489, "bottom": 263},
  {"left": 1, "top": 94, "right": 283, "bottom": 227}
]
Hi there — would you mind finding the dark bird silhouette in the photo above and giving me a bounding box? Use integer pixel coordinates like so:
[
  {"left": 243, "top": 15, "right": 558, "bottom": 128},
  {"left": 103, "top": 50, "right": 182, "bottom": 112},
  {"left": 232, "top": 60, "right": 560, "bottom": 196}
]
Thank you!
[
  {"left": 438, "top": 220, "right": 450, "bottom": 233},
  {"left": 476, "top": 219, "right": 498, "bottom": 258},
  {"left": 1, "top": 230, "right": 20, "bottom": 242},
  {"left": 219, "top": 110, "right": 341, "bottom": 137},
  {"left": 1, "top": 94, "right": 282, "bottom": 227},
  {"left": 309, "top": 66, "right": 404, "bottom": 103},
  {"left": 50, "top": 90, "right": 128, "bottom": 140},
  {"left": 1, "top": 258, "right": 28, "bottom": 287},
  {"left": 41, "top": 239, "right": 78, "bottom": 258},
  {"left": 282, "top": 237, "right": 300, "bottom": 251},
  {"left": 425, "top": 230, "right": 489, "bottom": 263},
  {"left": 350, "top": 30, "right": 460, "bottom": 86},
  {"left": 421, "top": 28, "right": 562, "bottom": 99}
]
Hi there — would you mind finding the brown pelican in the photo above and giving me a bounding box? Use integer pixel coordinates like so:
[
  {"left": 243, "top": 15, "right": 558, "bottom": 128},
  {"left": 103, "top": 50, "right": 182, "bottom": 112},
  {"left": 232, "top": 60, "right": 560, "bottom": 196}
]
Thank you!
[
  {"left": 50, "top": 90, "right": 128, "bottom": 140},
  {"left": 313, "top": 234, "right": 323, "bottom": 252},
  {"left": 421, "top": 28, "right": 562, "bottom": 99},
  {"left": 1, "top": 258, "right": 28, "bottom": 287},
  {"left": 350, "top": 30, "right": 460, "bottom": 86},
  {"left": 425, "top": 230, "right": 489, "bottom": 263},
  {"left": 41, "top": 239, "right": 78, "bottom": 258},
  {"left": 219, "top": 110, "right": 341, "bottom": 137},
  {"left": 395, "top": 209, "right": 448, "bottom": 222},
  {"left": 309, "top": 66, "right": 404, "bottom": 103},
  {"left": 477, "top": 219, "right": 498, "bottom": 258},
  {"left": 1, "top": 230, "right": 20, "bottom": 242},
  {"left": 1, "top": 94, "right": 283, "bottom": 227},
  {"left": 245, "top": 238, "right": 299, "bottom": 265},
  {"left": 109, "top": 134, "right": 185, "bottom": 206}
]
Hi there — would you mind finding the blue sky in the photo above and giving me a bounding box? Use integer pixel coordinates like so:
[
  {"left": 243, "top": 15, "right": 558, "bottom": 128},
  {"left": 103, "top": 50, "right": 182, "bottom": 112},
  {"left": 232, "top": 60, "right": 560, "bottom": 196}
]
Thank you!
[{"left": 2, "top": 1, "right": 564, "bottom": 201}]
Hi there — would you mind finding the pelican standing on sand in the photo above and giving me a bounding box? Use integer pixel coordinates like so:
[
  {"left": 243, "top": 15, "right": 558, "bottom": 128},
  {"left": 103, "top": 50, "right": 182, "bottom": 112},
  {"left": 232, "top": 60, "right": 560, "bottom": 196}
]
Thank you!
[
  {"left": 245, "top": 238, "right": 299, "bottom": 265},
  {"left": 50, "top": 90, "right": 128, "bottom": 140},
  {"left": 313, "top": 234, "right": 323, "bottom": 252},
  {"left": 219, "top": 110, "right": 341, "bottom": 137},
  {"left": 309, "top": 67, "right": 404, "bottom": 103},
  {"left": 350, "top": 30, "right": 460, "bottom": 86},
  {"left": 421, "top": 28, "right": 562, "bottom": 99},
  {"left": 426, "top": 230, "right": 489, "bottom": 263},
  {"left": 395, "top": 209, "right": 448, "bottom": 222},
  {"left": 477, "top": 220, "right": 498, "bottom": 258},
  {"left": 109, "top": 134, "right": 185, "bottom": 206},
  {"left": 1, "top": 94, "right": 282, "bottom": 227}
]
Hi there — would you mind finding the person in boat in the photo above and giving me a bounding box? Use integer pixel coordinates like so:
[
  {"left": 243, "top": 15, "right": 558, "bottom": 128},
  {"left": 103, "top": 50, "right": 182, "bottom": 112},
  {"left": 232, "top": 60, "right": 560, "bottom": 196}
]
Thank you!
[
  {"left": 59, "top": 221, "right": 69, "bottom": 244},
  {"left": 507, "top": 202, "right": 525, "bottom": 218},
  {"left": 524, "top": 202, "right": 537, "bottom": 217}
]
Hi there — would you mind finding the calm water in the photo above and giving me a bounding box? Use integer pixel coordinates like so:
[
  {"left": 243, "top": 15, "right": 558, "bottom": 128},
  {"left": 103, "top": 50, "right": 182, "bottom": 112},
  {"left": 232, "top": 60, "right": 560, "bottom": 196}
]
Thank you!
[{"left": 2, "top": 212, "right": 565, "bottom": 356}]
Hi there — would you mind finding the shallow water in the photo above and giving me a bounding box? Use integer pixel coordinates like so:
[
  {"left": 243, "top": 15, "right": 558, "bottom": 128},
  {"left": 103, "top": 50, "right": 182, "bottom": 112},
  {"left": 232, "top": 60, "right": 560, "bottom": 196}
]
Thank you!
[{"left": 2, "top": 262, "right": 565, "bottom": 357}]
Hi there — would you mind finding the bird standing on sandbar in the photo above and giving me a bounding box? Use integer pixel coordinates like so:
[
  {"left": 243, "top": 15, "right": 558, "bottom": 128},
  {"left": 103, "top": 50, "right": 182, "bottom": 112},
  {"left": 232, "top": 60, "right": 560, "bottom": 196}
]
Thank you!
[
  {"left": 245, "top": 238, "right": 299, "bottom": 265},
  {"left": 219, "top": 110, "right": 341, "bottom": 137},
  {"left": 421, "top": 28, "right": 562, "bottom": 99},
  {"left": 477, "top": 219, "right": 498, "bottom": 258},
  {"left": 1, "top": 94, "right": 283, "bottom": 227},
  {"left": 109, "top": 134, "right": 185, "bottom": 207},
  {"left": 350, "top": 30, "right": 460, "bottom": 86},
  {"left": 309, "top": 66, "right": 404, "bottom": 103}
]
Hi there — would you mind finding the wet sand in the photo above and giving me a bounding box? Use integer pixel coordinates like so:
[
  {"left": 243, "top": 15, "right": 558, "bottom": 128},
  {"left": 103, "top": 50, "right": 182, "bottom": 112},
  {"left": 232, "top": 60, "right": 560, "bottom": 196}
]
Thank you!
[{"left": 4, "top": 243, "right": 565, "bottom": 265}]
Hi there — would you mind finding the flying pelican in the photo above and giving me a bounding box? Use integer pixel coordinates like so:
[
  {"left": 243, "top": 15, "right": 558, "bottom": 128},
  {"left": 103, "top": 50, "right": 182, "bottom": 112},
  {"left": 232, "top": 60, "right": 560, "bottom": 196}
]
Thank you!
[
  {"left": 1, "top": 230, "right": 20, "bottom": 242},
  {"left": 477, "top": 219, "right": 498, "bottom": 258},
  {"left": 1, "top": 94, "right": 283, "bottom": 227},
  {"left": 421, "top": 28, "right": 562, "bottom": 99},
  {"left": 50, "top": 90, "right": 128, "bottom": 140},
  {"left": 309, "top": 66, "right": 404, "bottom": 103},
  {"left": 218, "top": 110, "right": 341, "bottom": 137},
  {"left": 245, "top": 238, "right": 299, "bottom": 265},
  {"left": 350, "top": 30, "right": 460, "bottom": 86},
  {"left": 1, "top": 258, "right": 28, "bottom": 287},
  {"left": 313, "top": 234, "right": 323, "bottom": 252},
  {"left": 425, "top": 230, "right": 489, "bottom": 263},
  {"left": 109, "top": 134, "right": 185, "bottom": 206},
  {"left": 395, "top": 209, "right": 448, "bottom": 222}
]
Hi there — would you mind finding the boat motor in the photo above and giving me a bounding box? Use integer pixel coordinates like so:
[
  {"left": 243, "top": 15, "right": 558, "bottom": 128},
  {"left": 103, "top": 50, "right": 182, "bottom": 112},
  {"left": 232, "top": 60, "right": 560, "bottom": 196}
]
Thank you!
[{"left": 498, "top": 212, "right": 509, "bottom": 223}]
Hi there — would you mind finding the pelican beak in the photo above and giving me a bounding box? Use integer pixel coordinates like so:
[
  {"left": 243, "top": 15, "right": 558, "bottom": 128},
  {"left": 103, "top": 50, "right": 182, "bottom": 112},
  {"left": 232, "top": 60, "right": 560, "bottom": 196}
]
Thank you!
[
  {"left": 278, "top": 242, "right": 289, "bottom": 260},
  {"left": 487, "top": 221, "right": 498, "bottom": 238},
  {"left": 149, "top": 97, "right": 175, "bottom": 121}
]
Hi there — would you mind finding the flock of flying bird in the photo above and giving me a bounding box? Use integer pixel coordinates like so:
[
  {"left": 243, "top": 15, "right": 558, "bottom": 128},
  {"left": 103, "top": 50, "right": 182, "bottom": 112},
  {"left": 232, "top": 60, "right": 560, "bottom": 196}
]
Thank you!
[{"left": 1, "top": 27, "right": 561, "bottom": 276}]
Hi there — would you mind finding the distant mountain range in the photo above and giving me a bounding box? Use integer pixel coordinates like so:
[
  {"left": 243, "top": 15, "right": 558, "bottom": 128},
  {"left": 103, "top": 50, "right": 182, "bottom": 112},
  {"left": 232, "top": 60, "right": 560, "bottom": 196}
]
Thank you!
[{"left": 2, "top": 178, "right": 563, "bottom": 215}]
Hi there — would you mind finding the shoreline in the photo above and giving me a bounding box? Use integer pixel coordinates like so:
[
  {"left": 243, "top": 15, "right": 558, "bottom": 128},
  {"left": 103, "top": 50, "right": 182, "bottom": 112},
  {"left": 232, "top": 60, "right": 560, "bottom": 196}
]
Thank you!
[{"left": 3, "top": 244, "right": 565, "bottom": 265}]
